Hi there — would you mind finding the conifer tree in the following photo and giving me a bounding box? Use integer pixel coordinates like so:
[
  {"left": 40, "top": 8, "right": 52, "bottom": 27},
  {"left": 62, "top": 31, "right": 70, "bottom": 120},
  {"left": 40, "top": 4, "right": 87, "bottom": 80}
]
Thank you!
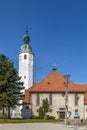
[{"left": 0, "top": 54, "right": 24, "bottom": 118}]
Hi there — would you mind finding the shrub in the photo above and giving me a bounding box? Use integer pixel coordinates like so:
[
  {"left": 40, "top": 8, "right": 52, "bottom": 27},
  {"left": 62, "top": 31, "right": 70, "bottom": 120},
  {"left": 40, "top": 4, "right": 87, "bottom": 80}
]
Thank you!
[
  {"left": 32, "top": 115, "right": 40, "bottom": 119},
  {"left": 38, "top": 107, "right": 44, "bottom": 119},
  {"left": 0, "top": 113, "right": 8, "bottom": 119},
  {"left": 37, "top": 98, "right": 50, "bottom": 119},
  {"left": 46, "top": 115, "right": 55, "bottom": 120}
]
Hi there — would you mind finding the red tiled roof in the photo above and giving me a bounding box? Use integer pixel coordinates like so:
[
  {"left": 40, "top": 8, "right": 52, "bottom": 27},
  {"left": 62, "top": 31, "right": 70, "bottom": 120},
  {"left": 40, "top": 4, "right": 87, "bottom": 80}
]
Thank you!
[
  {"left": 29, "top": 71, "right": 87, "bottom": 93},
  {"left": 23, "top": 89, "right": 31, "bottom": 104},
  {"left": 23, "top": 83, "right": 38, "bottom": 104},
  {"left": 24, "top": 71, "right": 87, "bottom": 105}
]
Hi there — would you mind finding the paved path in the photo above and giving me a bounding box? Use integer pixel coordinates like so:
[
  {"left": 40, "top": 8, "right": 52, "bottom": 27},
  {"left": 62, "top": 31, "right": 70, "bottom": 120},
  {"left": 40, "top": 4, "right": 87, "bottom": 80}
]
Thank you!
[{"left": 0, "top": 123, "right": 87, "bottom": 130}]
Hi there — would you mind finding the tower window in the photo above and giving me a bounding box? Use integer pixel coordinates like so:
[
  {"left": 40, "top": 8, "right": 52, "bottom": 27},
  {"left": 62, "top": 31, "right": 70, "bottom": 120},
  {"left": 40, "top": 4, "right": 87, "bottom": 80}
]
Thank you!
[
  {"left": 24, "top": 75, "right": 26, "bottom": 79},
  {"left": 24, "top": 55, "right": 27, "bottom": 59}
]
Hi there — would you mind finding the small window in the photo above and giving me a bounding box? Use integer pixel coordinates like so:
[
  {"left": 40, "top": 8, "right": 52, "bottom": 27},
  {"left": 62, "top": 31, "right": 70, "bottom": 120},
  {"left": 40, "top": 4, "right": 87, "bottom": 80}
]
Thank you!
[
  {"left": 24, "top": 75, "right": 26, "bottom": 79},
  {"left": 37, "top": 93, "right": 40, "bottom": 105},
  {"left": 49, "top": 93, "right": 52, "bottom": 105},
  {"left": 62, "top": 93, "right": 65, "bottom": 97},
  {"left": 26, "top": 106, "right": 29, "bottom": 110},
  {"left": 75, "top": 94, "right": 78, "bottom": 106},
  {"left": 24, "top": 54, "right": 27, "bottom": 59}
]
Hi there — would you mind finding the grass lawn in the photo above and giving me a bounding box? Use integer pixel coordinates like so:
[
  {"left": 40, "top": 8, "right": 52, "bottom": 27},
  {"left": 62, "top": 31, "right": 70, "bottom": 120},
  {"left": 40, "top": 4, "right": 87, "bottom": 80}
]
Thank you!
[{"left": 0, "top": 119, "right": 61, "bottom": 124}]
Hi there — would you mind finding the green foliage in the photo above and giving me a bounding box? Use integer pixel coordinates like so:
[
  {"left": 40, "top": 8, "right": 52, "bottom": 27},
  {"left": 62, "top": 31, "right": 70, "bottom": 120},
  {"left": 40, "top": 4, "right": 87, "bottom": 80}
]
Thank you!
[
  {"left": 42, "top": 98, "right": 49, "bottom": 114},
  {"left": 31, "top": 115, "right": 40, "bottom": 119},
  {"left": 0, "top": 113, "right": 8, "bottom": 119},
  {"left": 0, "top": 54, "right": 24, "bottom": 118},
  {"left": 0, "top": 118, "right": 60, "bottom": 123},
  {"left": 46, "top": 115, "right": 55, "bottom": 120},
  {"left": 38, "top": 98, "right": 49, "bottom": 119},
  {"left": 37, "top": 107, "right": 44, "bottom": 119}
]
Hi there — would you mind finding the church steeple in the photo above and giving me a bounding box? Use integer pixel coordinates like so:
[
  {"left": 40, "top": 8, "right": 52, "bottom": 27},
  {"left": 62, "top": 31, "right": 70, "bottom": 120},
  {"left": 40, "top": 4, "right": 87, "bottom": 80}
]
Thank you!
[
  {"left": 19, "top": 29, "right": 34, "bottom": 90},
  {"left": 18, "top": 29, "right": 34, "bottom": 119},
  {"left": 23, "top": 28, "right": 30, "bottom": 44},
  {"left": 20, "top": 29, "right": 33, "bottom": 54}
]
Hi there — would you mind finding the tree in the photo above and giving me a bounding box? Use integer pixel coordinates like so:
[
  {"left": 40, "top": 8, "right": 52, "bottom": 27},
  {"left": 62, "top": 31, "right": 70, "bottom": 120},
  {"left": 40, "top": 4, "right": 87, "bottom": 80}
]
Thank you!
[
  {"left": 38, "top": 106, "right": 44, "bottom": 119},
  {"left": 0, "top": 54, "right": 24, "bottom": 118},
  {"left": 38, "top": 98, "right": 49, "bottom": 119}
]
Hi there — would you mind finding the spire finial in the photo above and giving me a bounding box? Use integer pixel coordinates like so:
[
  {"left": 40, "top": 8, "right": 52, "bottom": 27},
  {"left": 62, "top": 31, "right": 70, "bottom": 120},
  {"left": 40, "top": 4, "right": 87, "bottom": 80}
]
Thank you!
[
  {"left": 52, "top": 64, "right": 57, "bottom": 71},
  {"left": 26, "top": 25, "right": 28, "bottom": 34},
  {"left": 23, "top": 26, "right": 30, "bottom": 44}
]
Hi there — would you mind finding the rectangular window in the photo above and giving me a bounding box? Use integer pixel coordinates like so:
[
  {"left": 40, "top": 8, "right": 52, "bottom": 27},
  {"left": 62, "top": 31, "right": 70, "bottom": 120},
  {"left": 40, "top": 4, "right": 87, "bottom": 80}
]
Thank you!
[
  {"left": 24, "top": 75, "right": 26, "bottom": 79},
  {"left": 24, "top": 54, "right": 27, "bottom": 59},
  {"left": 37, "top": 93, "right": 40, "bottom": 105},
  {"left": 49, "top": 93, "right": 52, "bottom": 105},
  {"left": 75, "top": 94, "right": 78, "bottom": 106}
]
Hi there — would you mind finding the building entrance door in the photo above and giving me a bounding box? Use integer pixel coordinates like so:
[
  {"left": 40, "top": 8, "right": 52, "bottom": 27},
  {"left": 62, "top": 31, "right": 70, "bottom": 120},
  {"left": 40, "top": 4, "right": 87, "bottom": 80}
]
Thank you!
[{"left": 59, "top": 111, "right": 65, "bottom": 119}]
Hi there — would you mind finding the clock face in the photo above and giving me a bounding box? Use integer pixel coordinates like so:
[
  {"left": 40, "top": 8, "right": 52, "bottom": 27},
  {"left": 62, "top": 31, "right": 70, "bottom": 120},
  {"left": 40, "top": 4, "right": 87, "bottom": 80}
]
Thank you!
[{"left": 29, "top": 55, "right": 33, "bottom": 61}]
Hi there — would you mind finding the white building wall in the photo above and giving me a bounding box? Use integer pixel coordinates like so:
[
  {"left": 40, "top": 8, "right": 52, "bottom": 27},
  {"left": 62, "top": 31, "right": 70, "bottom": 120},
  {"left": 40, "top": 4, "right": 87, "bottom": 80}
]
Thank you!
[
  {"left": 68, "top": 93, "right": 84, "bottom": 119},
  {"left": 16, "top": 52, "right": 33, "bottom": 119},
  {"left": 11, "top": 105, "right": 23, "bottom": 118},
  {"left": 77, "top": 94, "right": 84, "bottom": 119},
  {"left": 84, "top": 105, "right": 87, "bottom": 120},
  {"left": 31, "top": 93, "right": 85, "bottom": 119}
]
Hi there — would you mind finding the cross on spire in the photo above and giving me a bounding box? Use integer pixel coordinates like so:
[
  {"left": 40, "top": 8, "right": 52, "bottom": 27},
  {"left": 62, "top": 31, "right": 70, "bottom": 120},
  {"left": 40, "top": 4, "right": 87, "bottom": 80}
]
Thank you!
[{"left": 26, "top": 25, "right": 28, "bottom": 34}]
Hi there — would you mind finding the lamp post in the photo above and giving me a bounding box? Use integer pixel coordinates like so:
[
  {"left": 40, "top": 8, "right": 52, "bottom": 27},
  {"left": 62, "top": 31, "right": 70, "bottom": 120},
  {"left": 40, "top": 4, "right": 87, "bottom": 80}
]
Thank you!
[{"left": 64, "top": 74, "right": 70, "bottom": 125}]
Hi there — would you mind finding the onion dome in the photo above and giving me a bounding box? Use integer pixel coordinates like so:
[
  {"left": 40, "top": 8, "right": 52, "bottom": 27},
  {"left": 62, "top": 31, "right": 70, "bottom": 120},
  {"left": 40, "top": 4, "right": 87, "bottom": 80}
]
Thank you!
[
  {"left": 19, "top": 29, "right": 33, "bottom": 54},
  {"left": 23, "top": 30, "right": 30, "bottom": 44}
]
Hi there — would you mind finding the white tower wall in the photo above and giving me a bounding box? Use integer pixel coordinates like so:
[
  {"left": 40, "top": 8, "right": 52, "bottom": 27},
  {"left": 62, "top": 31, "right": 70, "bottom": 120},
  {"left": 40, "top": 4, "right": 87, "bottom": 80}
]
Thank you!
[
  {"left": 12, "top": 31, "right": 34, "bottom": 119},
  {"left": 19, "top": 52, "right": 33, "bottom": 90}
]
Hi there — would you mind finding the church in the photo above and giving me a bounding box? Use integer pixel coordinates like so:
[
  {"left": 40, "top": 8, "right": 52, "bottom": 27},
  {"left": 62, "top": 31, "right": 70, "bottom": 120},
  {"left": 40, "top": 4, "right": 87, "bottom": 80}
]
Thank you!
[{"left": 17, "top": 30, "right": 87, "bottom": 120}]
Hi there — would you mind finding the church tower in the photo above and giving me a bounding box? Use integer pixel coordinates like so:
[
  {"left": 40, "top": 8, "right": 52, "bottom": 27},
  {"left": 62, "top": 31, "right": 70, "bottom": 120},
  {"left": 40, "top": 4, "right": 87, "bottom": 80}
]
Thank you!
[{"left": 19, "top": 30, "right": 34, "bottom": 91}]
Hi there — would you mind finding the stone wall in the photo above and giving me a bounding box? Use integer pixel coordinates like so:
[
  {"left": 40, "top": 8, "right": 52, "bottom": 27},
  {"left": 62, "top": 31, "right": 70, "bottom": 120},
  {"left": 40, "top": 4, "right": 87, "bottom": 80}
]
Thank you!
[{"left": 31, "top": 93, "right": 85, "bottom": 119}]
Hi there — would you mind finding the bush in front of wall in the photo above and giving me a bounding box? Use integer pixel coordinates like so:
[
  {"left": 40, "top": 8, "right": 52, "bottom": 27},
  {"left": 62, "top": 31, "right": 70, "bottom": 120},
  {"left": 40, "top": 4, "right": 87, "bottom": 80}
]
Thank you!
[
  {"left": 46, "top": 115, "right": 55, "bottom": 120},
  {"left": 31, "top": 115, "right": 40, "bottom": 119},
  {"left": 37, "top": 107, "right": 44, "bottom": 119}
]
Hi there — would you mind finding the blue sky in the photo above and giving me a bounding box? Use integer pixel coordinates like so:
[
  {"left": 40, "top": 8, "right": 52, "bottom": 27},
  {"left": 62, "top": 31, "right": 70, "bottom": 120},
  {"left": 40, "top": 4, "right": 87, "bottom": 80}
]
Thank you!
[{"left": 0, "top": 0, "right": 87, "bottom": 83}]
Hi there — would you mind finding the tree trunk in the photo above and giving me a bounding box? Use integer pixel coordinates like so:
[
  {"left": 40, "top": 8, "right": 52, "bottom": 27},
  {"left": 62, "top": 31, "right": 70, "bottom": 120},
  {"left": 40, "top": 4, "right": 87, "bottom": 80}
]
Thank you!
[
  {"left": 8, "top": 106, "right": 11, "bottom": 119},
  {"left": 2, "top": 106, "right": 4, "bottom": 115}
]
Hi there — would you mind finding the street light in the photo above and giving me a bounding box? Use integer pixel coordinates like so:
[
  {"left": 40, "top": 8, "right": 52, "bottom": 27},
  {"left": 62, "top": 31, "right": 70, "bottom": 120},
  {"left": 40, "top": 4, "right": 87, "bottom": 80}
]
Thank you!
[{"left": 64, "top": 74, "right": 70, "bottom": 125}]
